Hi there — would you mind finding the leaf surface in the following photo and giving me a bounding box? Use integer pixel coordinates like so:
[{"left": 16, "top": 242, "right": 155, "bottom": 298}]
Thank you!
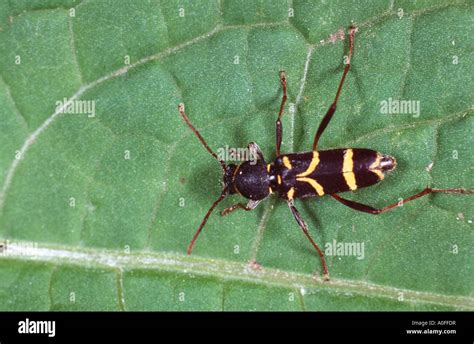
[{"left": 0, "top": 0, "right": 472, "bottom": 310}]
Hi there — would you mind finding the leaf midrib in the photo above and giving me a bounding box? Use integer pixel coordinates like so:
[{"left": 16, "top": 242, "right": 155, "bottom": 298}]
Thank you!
[{"left": 2, "top": 240, "right": 472, "bottom": 310}]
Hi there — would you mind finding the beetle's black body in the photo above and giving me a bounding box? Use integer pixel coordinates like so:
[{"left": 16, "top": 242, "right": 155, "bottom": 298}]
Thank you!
[
  {"left": 229, "top": 148, "right": 396, "bottom": 202},
  {"left": 177, "top": 26, "right": 473, "bottom": 280}
]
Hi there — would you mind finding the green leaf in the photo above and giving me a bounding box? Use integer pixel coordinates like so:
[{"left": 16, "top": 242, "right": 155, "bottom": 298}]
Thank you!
[{"left": 0, "top": 0, "right": 472, "bottom": 311}]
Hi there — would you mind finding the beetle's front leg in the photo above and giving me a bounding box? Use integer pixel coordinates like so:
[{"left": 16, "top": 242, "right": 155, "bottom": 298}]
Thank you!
[{"left": 220, "top": 199, "right": 262, "bottom": 216}]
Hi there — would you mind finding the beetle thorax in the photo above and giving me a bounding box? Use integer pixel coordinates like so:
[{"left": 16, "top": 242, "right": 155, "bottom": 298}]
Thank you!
[{"left": 233, "top": 161, "right": 270, "bottom": 200}]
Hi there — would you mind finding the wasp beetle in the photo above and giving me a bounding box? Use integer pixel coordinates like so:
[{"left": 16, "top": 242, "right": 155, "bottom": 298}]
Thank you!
[{"left": 178, "top": 26, "right": 473, "bottom": 280}]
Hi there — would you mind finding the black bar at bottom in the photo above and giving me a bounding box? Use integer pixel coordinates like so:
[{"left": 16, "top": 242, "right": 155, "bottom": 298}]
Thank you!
[{"left": 0, "top": 312, "right": 472, "bottom": 341}]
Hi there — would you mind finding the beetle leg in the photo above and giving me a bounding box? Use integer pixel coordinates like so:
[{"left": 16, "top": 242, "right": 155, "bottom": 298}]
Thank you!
[
  {"left": 247, "top": 142, "right": 265, "bottom": 162},
  {"left": 331, "top": 187, "right": 474, "bottom": 214},
  {"left": 313, "top": 26, "right": 357, "bottom": 151},
  {"left": 288, "top": 200, "right": 329, "bottom": 280},
  {"left": 276, "top": 71, "right": 287, "bottom": 156},
  {"left": 220, "top": 199, "right": 262, "bottom": 216}
]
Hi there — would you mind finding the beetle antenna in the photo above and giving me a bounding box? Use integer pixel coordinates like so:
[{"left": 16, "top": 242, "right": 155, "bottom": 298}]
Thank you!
[
  {"left": 178, "top": 103, "right": 226, "bottom": 172},
  {"left": 187, "top": 190, "right": 227, "bottom": 254}
]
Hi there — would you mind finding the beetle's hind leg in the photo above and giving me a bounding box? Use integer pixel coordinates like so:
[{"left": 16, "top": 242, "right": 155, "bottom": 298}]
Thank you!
[{"left": 331, "top": 187, "right": 474, "bottom": 214}]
